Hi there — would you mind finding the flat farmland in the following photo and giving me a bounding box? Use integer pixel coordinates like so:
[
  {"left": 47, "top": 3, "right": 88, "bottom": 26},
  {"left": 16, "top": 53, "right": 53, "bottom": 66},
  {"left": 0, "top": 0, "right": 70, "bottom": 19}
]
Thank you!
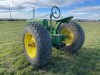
[{"left": 0, "top": 21, "right": 100, "bottom": 75}]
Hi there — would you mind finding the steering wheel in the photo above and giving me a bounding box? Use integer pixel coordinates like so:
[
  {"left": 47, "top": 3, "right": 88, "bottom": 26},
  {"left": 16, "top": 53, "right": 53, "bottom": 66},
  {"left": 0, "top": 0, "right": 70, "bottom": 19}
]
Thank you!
[{"left": 51, "top": 6, "right": 61, "bottom": 19}]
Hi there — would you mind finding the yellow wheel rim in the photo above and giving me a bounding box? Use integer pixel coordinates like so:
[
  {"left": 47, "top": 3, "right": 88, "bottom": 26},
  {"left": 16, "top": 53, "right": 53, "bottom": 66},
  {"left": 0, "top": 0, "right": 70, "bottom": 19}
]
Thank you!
[
  {"left": 61, "top": 28, "right": 74, "bottom": 46},
  {"left": 24, "top": 33, "right": 36, "bottom": 58}
]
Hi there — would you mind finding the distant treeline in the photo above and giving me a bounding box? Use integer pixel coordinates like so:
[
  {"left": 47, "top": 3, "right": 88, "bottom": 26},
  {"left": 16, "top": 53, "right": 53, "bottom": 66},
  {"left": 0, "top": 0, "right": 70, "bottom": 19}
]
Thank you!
[
  {"left": 74, "top": 19, "right": 100, "bottom": 22},
  {"left": 0, "top": 19, "right": 26, "bottom": 21}
]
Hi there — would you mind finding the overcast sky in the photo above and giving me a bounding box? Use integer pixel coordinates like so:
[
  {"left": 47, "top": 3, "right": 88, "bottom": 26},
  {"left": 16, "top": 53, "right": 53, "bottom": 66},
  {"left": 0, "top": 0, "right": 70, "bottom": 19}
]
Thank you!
[{"left": 0, "top": 0, "right": 100, "bottom": 20}]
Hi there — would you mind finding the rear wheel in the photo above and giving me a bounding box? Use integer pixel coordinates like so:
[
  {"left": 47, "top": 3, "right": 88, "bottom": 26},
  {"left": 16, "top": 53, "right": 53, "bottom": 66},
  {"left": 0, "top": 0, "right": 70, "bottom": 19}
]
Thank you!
[
  {"left": 58, "top": 22, "right": 85, "bottom": 52},
  {"left": 22, "top": 22, "right": 52, "bottom": 67}
]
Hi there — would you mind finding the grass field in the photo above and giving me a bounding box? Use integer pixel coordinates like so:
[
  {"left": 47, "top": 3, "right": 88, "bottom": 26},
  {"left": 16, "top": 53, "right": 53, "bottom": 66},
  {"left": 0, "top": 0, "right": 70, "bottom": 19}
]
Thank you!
[{"left": 0, "top": 21, "right": 100, "bottom": 75}]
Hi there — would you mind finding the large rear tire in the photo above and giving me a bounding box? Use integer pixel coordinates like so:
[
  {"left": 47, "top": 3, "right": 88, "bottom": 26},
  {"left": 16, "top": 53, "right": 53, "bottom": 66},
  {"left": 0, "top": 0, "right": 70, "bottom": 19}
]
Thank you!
[
  {"left": 58, "top": 22, "right": 85, "bottom": 52},
  {"left": 22, "top": 22, "right": 52, "bottom": 67}
]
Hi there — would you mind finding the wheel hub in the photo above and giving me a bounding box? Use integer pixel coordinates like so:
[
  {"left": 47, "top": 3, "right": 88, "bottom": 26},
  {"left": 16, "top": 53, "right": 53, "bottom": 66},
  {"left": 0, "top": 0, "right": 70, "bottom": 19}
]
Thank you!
[
  {"left": 61, "top": 28, "right": 74, "bottom": 46},
  {"left": 28, "top": 42, "right": 35, "bottom": 47},
  {"left": 24, "top": 33, "right": 36, "bottom": 58}
]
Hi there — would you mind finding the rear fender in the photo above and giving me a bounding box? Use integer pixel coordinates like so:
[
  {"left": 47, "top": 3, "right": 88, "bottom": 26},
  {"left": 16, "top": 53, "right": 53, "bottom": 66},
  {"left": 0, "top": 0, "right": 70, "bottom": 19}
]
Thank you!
[{"left": 56, "top": 16, "right": 73, "bottom": 23}]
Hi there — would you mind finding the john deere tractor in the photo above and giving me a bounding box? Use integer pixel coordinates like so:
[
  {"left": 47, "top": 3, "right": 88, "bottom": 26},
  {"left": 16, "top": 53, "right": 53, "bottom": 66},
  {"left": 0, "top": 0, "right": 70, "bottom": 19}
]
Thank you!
[{"left": 22, "top": 6, "right": 85, "bottom": 67}]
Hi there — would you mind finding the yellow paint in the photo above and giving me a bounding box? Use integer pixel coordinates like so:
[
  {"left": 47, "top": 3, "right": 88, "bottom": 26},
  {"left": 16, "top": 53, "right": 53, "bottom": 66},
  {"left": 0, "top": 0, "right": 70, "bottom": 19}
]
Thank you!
[
  {"left": 24, "top": 33, "right": 36, "bottom": 58},
  {"left": 61, "top": 28, "right": 74, "bottom": 46}
]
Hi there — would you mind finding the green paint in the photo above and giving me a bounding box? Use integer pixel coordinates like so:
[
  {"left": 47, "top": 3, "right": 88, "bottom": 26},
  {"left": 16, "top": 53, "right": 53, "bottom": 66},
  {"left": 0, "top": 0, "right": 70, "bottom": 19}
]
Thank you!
[{"left": 26, "top": 16, "right": 73, "bottom": 46}]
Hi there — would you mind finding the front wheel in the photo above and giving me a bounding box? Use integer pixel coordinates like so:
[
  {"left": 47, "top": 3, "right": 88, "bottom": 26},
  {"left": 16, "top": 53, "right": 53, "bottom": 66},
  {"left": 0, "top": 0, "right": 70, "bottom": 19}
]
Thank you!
[{"left": 58, "top": 22, "right": 85, "bottom": 52}]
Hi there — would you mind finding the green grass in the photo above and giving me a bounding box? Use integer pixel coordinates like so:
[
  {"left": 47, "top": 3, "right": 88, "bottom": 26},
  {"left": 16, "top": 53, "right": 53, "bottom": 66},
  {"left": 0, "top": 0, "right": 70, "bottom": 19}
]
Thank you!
[{"left": 0, "top": 21, "right": 100, "bottom": 75}]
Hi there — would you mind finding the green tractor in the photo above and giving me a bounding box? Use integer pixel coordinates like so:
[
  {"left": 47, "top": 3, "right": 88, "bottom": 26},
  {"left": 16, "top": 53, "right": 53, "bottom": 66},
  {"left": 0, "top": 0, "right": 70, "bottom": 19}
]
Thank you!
[{"left": 22, "top": 6, "right": 85, "bottom": 67}]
